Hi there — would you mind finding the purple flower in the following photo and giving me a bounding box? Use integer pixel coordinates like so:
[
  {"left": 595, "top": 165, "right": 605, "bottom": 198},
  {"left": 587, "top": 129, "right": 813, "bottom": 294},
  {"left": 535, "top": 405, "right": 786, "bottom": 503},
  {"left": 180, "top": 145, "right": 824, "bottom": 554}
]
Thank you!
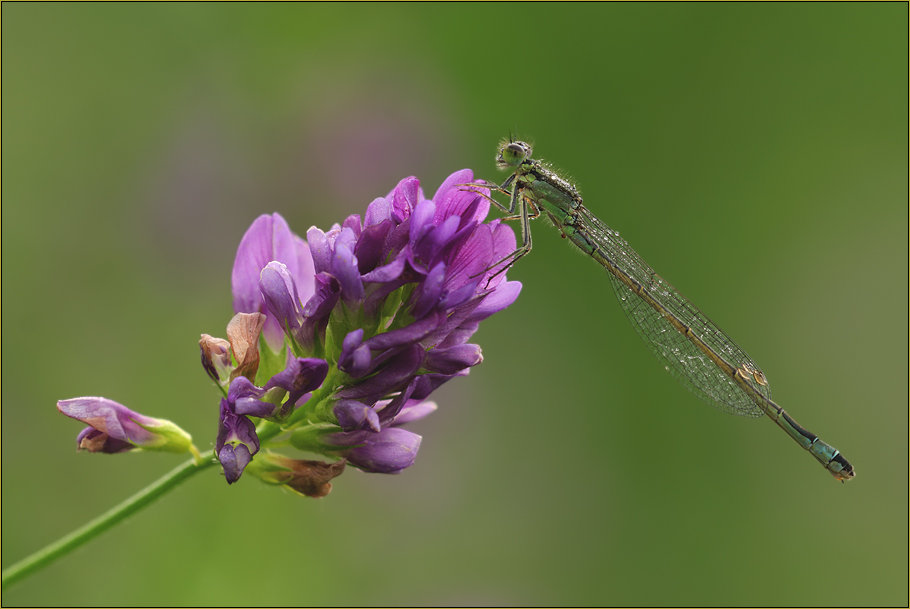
[
  {"left": 216, "top": 398, "right": 259, "bottom": 484},
  {"left": 58, "top": 398, "right": 193, "bottom": 454},
  {"left": 215, "top": 357, "right": 328, "bottom": 482},
  {"left": 214, "top": 168, "right": 521, "bottom": 484},
  {"left": 232, "top": 214, "right": 315, "bottom": 352},
  {"left": 327, "top": 427, "right": 422, "bottom": 474}
]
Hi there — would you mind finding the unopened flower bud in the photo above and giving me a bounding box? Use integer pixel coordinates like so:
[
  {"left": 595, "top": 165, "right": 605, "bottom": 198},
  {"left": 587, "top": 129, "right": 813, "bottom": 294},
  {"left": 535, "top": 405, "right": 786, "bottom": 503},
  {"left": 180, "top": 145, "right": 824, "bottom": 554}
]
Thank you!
[{"left": 58, "top": 398, "right": 193, "bottom": 454}]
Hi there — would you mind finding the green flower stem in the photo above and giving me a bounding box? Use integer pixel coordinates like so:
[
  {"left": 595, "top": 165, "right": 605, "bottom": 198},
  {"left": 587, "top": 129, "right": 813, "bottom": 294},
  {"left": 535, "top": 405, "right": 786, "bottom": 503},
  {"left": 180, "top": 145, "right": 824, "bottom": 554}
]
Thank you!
[
  {"left": 1, "top": 455, "right": 217, "bottom": 591},
  {"left": 256, "top": 420, "right": 284, "bottom": 444}
]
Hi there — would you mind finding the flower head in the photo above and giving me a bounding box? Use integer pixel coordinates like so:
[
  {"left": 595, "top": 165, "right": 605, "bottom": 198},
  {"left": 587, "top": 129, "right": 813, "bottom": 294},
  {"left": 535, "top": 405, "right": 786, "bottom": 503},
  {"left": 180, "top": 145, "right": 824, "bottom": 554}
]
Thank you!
[
  {"left": 56, "top": 167, "right": 520, "bottom": 496},
  {"left": 214, "top": 170, "right": 520, "bottom": 485}
]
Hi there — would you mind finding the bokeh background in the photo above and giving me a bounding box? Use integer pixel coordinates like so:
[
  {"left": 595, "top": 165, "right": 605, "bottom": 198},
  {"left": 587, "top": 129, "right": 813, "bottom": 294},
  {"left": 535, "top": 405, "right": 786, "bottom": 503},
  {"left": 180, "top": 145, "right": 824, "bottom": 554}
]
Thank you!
[{"left": 2, "top": 4, "right": 907, "bottom": 606}]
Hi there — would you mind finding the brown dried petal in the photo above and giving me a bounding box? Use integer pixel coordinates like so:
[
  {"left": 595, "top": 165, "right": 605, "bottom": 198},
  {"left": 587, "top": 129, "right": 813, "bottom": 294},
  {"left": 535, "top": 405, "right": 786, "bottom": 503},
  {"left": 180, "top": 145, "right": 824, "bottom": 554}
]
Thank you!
[
  {"left": 227, "top": 312, "right": 266, "bottom": 382},
  {"left": 284, "top": 458, "right": 347, "bottom": 498}
]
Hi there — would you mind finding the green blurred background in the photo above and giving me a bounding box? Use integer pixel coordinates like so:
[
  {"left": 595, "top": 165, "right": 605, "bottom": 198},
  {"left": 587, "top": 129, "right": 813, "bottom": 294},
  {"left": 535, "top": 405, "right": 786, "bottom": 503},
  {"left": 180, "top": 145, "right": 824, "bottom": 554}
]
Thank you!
[{"left": 3, "top": 4, "right": 907, "bottom": 606}]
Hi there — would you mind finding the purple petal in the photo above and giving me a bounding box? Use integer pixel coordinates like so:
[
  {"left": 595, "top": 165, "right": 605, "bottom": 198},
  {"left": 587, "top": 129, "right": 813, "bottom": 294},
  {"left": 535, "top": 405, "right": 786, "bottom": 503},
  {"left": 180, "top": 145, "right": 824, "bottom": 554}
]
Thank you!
[
  {"left": 363, "top": 310, "right": 443, "bottom": 352},
  {"left": 331, "top": 228, "right": 365, "bottom": 303},
  {"left": 216, "top": 399, "right": 259, "bottom": 459},
  {"left": 293, "top": 235, "right": 316, "bottom": 305},
  {"left": 408, "top": 199, "right": 436, "bottom": 252},
  {"left": 226, "top": 376, "right": 265, "bottom": 403},
  {"left": 467, "top": 280, "right": 522, "bottom": 322},
  {"left": 411, "top": 261, "right": 446, "bottom": 320},
  {"left": 425, "top": 344, "right": 483, "bottom": 375},
  {"left": 218, "top": 444, "right": 252, "bottom": 484},
  {"left": 445, "top": 223, "right": 495, "bottom": 293},
  {"left": 361, "top": 252, "right": 406, "bottom": 284},
  {"left": 232, "top": 215, "right": 289, "bottom": 313},
  {"left": 374, "top": 376, "right": 419, "bottom": 425},
  {"left": 307, "top": 226, "right": 332, "bottom": 275},
  {"left": 431, "top": 169, "right": 474, "bottom": 208},
  {"left": 232, "top": 214, "right": 310, "bottom": 350},
  {"left": 342, "top": 427, "right": 422, "bottom": 474},
  {"left": 393, "top": 400, "right": 438, "bottom": 425},
  {"left": 414, "top": 214, "right": 460, "bottom": 267},
  {"left": 434, "top": 172, "right": 491, "bottom": 227},
  {"left": 422, "top": 296, "right": 483, "bottom": 348},
  {"left": 480, "top": 220, "right": 518, "bottom": 287},
  {"left": 234, "top": 397, "right": 277, "bottom": 418},
  {"left": 382, "top": 219, "right": 412, "bottom": 259},
  {"left": 445, "top": 193, "right": 487, "bottom": 234},
  {"left": 334, "top": 400, "right": 381, "bottom": 432},
  {"left": 260, "top": 262, "right": 302, "bottom": 335},
  {"left": 354, "top": 219, "right": 393, "bottom": 274},
  {"left": 75, "top": 427, "right": 134, "bottom": 453},
  {"left": 342, "top": 214, "right": 362, "bottom": 239},
  {"left": 265, "top": 357, "right": 330, "bottom": 405},
  {"left": 436, "top": 320, "right": 480, "bottom": 349},
  {"left": 438, "top": 276, "right": 482, "bottom": 311},
  {"left": 324, "top": 429, "right": 372, "bottom": 448},
  {"left": 339, "top": 329, "right": 372, "bottom": 378},
  {"left": 364, "top": 197, "right": 391, "bottom": 227},
  {"left": 296, "top": 273, "right": 342, "bottom": 352},
  {"left": 391, "top": 176, "right": 420, "bottom": 223},
  {"left": 336, "top": 344, "right": 424, "bottom": 401},
  {"left": 301, "top": 273, "right": 342, "bottom": 320},
  {"left": 58, "top": 398, "right": 160, "bottom": 447},
  {"left": 410, "top": 369, "right": 469, "bottom": 401}
]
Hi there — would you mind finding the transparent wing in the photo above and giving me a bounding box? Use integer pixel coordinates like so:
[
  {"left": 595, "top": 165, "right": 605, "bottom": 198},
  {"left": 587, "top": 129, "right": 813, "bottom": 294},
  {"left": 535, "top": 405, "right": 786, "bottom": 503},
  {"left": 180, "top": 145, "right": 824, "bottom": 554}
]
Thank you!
[{"left": 578, "top": 208, "right": 770, "bottom": 418}]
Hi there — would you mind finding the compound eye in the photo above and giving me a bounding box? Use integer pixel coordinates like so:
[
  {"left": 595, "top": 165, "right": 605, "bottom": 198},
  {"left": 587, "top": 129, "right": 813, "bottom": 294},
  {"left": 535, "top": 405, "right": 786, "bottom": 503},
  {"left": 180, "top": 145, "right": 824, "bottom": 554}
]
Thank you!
[{"left": 498, "top": 142, "right": 530, "bottom": 167}]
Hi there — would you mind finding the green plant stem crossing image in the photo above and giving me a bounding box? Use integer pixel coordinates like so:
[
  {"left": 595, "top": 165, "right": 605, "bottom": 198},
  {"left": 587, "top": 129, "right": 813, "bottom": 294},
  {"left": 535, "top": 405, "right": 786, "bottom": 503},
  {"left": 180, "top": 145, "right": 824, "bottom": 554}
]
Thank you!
[{"left": 483, "top": 139, "right": 855, "bottom": 481}]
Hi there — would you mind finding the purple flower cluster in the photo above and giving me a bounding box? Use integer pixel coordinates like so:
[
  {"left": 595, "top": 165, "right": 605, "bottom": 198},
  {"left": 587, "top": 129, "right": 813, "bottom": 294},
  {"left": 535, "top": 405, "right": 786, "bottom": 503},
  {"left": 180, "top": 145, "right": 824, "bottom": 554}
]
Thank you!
[
  {"left": 215, "top": 169, "right": 521, "bottom": 484},
  {"left": 57, "top": 168, "right": 521, "bottom": 497}
]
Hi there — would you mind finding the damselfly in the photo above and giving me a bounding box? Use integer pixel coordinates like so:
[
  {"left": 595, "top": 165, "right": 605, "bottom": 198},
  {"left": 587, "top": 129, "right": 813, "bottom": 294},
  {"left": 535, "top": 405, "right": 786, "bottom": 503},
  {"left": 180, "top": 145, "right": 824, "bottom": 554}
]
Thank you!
[{"left": 481, "top": 138, "right": 854, "bottom": 481}]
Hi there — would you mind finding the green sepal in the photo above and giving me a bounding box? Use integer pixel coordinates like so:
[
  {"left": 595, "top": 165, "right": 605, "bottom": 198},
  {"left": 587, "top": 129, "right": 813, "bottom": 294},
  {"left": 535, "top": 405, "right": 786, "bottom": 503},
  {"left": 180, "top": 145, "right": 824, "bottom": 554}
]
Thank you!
[
  {"left": 379, "top": 283, "right": 413, "bottom": 332},
  {"left": 255, "top": 335, "right": 287, "bottom": 387},
  {"left": 289, "top": 422, "right": 342, "bottom": 453},
  {"left": 133, "top": 419, "right": 194, "bottom": 454},
  {"left": 242, "top": 452, "right": 293, "bottom": 485},
  {"left": 323, "top": 318, "right": 340, "bottom": 366}
]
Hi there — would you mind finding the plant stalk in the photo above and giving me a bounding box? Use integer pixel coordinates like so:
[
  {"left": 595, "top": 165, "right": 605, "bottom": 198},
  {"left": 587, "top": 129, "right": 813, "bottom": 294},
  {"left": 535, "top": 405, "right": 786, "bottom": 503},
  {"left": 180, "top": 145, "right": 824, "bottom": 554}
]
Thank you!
[{"left": 2, "top": 455, "right": 216, "bottom": 590}]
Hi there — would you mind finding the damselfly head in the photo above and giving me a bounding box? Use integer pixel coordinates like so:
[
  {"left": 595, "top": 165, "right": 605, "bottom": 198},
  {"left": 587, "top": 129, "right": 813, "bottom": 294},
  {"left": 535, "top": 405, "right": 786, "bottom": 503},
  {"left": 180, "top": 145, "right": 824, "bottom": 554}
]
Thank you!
[{"left": 497, "top": 140, "right": 533, "bottom": 168}]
